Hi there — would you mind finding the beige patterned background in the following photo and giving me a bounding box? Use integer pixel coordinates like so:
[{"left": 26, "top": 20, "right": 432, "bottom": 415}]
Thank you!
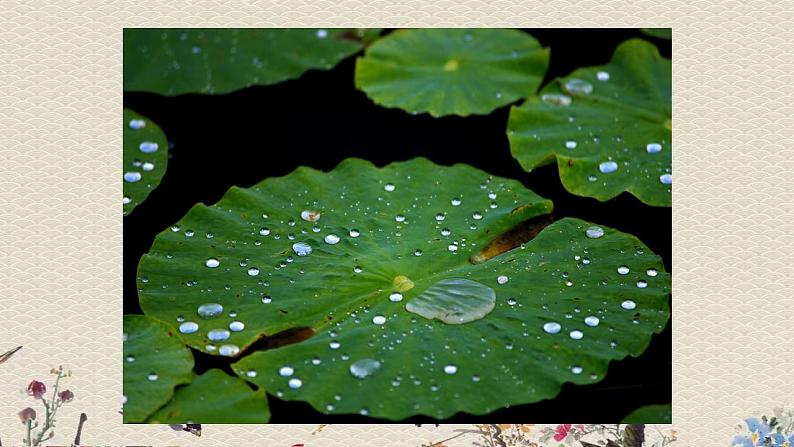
[{"left": 1, "top": 0, "right": 793, "bottom": 445}]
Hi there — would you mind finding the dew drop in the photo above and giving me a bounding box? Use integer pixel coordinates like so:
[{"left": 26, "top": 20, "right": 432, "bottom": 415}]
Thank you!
[
  {"left": 596, "top": 71, "right": 610, "bottom": 81},
  {"left": 349, "top": 229, "right": 360, "bottom": 237},
  {"left": 584, "top": 316, "right": 600, "bottom": 327},
  {"left": 259, "top": 227, "right": 271, "bottom": 236},
  {"left": 197, "top": 303, "right": 223, "bottom": 319},
  {"left": 124, "top": 171, "right": 142, "bottom": 182},
  {"left": 372, "top": 315, "right": 386, "bottom": 325},
  {"left": 246, "top": 370, "right": 257, "bottom": 378},
  {"left": 205, "top": 258, "right": 220, "bottom": 268},
  {"left": 414, "top": 249, "right": 423, "bottom": 256},
  {"left": 646, "top": 143, "right": 662, "bottom": 153},
  {"left": 207, "top": 329, "right": 230, "bottom": 342},
  {"left": 506, "top": 298, "right": 517, "bottom": 306},
  {"left": 126, "top": 355, "right": 135, "bottom": 362},
  {"left": 178, "top": 321, "right": 199, "bottom": 334},
  {"left": 139, "top": 142, "right": 159, "bottom": 153},
  {"left": 565, "top": 140, "right": 577, "bottom": 149},
  {"left": 353, "top": 266, "right": 363, "bottom": 273},
  {"left": 646, "top": 268, "right": 658, "bottom": 277},
  {"left": 571, "top": 365, "right": 583, "bottom": 374},
  {"left": 541, "top": 93, "right": 572, "bottom": 106},
  {"left": 147, "top": 372, "right": 158, "bottom": 381},
  {"left": 292, "top": 242, "right": 312, "bottom": 256},
  {"left": 300, "top": 210, "right": 321, "bottom": 222},
  {"left": 261, "top": 295, "right": 272, "bottom": 304},
  {"left": 229, "top": 321, "right": 245, "bottom": 332},
  {"left": 440, "top": 228, "right": 451, "bottom": 236},
  {"left": 324, "top": 234, "right": 340, "bottom": 245},
  {"left": 543, "top": 322, "right": 561, "bottom": 334},
  {"left": 659, "top": 174, "right": 672, "bottom": 185},
  {"left": 395, "top": 215, "right": 406, "bottom": 223},
  {"left": 472, "top": 211, "right": 483, "bottom": 220},
  {"left": 636, "top": 280, "right": 648, "bottom": 288},
  {"left": 585, "top": 226, "right": 604, "bottom": 238},
  {"left": 329, "top": 341, "right": 341, "bottom": 349},
  {"left": 435, "top": 213, "right": 446, "bottom": 222},
  {"left": 447, "top": 244, "right": 458, "bottom": 252},
  {"left": 569, "top": 330, "right": 584, "bottom": 340},
  {"left": 316, "top": 29, "right": 328, "bottom": 39},
  {"left": 617, "top": 265, "right": 630, "bottom": 275},
  {"left": 443, "top": 364, "right": 457, "bottom": 375},
  {"left": 129, "top": 119, "right": 146, "bottom": 129},
  {"left": 451, "top": 198, "right": 461, "bottom": 206},
  {"left": 621, "top": 300, "right": 637, "bottom": 310},
  {"left": 599, "top": 161, "right": 618, "bottom": 174},
  {"left": 497, "top": 275, "right": 509, "bottom": 285},
  {"left": 389, "top": 292, "right": 403, "bottom": 302},
  {"left": 247, "top": 267, "right": 260, "bottom": 276},
  {"left": 564, "top": 78, "right": 593, "bottom": 95},
  {"left": 349, "top": 358, "right": 381, "bottom": 379},
  {"left": 279, "top": 366, "right": 294, "bottom": 377},
  {"left": 288, "top": 378, "right": 302, "bottom": 389},
  {"left": 123, "top": 196, "right": 131, "bottom": 204},
  {"left": 384, "top": 183, "right": 395, "bottom": 192}
]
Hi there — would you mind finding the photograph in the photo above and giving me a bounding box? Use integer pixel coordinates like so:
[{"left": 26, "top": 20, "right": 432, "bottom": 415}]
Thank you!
[{"left": 122, "top": 28, "right": 672, "bottom": 425}]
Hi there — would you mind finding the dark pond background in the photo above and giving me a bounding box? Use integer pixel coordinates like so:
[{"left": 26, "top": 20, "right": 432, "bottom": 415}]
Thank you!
[{"left": 124, "top": 28, "right": 672, "bottom": 423}]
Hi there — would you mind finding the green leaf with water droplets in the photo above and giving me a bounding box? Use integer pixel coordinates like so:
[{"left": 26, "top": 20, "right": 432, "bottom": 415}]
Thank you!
[
  {"left": 622, "top": 403, "right": 672, "bottom": 423},
  {"left": 123, "top": 108, "right": 169, "bottom": 216},
  {"left": 355, "top": 29, "right": 549, "bottom": 117},
  {"left": 124, "top": 28, "right": 380, "bottom": 95},
  {"left": 136, "top": 158, "right": 669, "bottom": 420},
  {"left": 508, "top": 39, "right": 672, "bottom": 206},
  {"left": 123, "top": 315, "right": 194, "bottom": 423},
  {"left": 147, "top": 369, "right": 270, "bottom": 423}
]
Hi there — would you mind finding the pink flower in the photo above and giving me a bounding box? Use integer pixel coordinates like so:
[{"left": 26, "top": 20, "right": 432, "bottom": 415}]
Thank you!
[
  {"left": 553, "top": 424, "right": 572, "bottom": 441},
  {"left": 27, "top": 380, "right": 46, "bottom": 399},
  {"left": 59, "top": 389, "right": 74, "bottom": 402},
  {"left": 18, "top": 407, "right": 36, "bottom": 424}
]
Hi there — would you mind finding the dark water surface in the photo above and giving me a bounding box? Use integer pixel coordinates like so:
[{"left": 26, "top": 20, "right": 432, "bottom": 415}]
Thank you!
[{"left": 124, "top": 28, "right": 671, "bottom": 423}]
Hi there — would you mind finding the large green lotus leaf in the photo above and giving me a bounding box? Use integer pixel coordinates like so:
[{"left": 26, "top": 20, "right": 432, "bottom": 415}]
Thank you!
[
  {"left": 136, "top": 158, "right": 670, "bottom": 420},
  {"left": 622, "top": 403, "right": 672, "bottom": 423},
  {"left": 123, "top": 315, "right": 194, "bottom": 423},
  {"left": 123, "top": 108, "right": 168, "bottom": 216},
  {"left": 124, "top": 28, "right": 379, "bottom": 95},
  {"left": 507, "top": 39, "right": 671, "bottom": 206},
  {"left": 641, "top": 28, "right": 672, "bottom": 40},
  {"left": 147, "top": 369, "right": 270, "bottom": 423},
  {"left": 354, "top": 29, "right": 549, "bottom": 117}
]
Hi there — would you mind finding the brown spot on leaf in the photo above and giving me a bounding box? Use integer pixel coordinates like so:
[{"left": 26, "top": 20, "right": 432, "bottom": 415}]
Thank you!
[{"left": 469, "top": 214, "right": 557, "bottom": 264}]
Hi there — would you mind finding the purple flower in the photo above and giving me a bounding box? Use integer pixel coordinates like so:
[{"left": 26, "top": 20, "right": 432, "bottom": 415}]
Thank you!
[
  {"left": 26, "top": 380, "right": 46, "bottom": 399},
  {"left": 18, "top": 407, "right": 36, "bottom": 424},
  {"left": 59, "top": 389, "right": 74, "bottom": 402}
]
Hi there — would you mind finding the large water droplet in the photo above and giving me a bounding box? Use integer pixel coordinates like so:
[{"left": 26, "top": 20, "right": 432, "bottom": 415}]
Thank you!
[
  {"left": 541, "top": 93, "right": 572, "bottom": 106},
  {"left": 599, "top": 161, "right": 618, "bottom": 174},
  {"left": 564, "top": 78, "right": 593, "bottom": 95},
  {"left": 372, "top": 315, "right": 386, "bottom": 325},
  {"left": 617, "top": 265, "right": 630, "bottom": 275},
  {"left": 659, "top": 174, "right": 672, "bottom": 185},
  {"left": 207, "top": 329, "right": 230, "bottom": 342},
  {"left": 584, "top": 316, "right": 600, "bottom": 327},
  {"left": 179, "top": 321, "right": 199, "bottom": 334},
  {"left": 384, "top": 183, "right": 395, "bottom": 192},
  {"left": 292, "top": 242, "right": 312, "bottom": 256},
  {"left": 205, "top": 258, "right": 220, "bottom": 268},
  {"left": 139, "top": 142, "right": 159, "bottom": 153},
  {"left": 443, "top": 364, "right": 458, "bottom": 375},
  {"left": 585, "top": 226, "right": 604, "bottom": 238},
  {"left": 569, "top": 330, "right": 584, "bottom": 340},
  {"left": 497, "top": 275, "right": 509, "bottom": 284},
  {"left": 247, "top": 267, "right": 260, "bottom": 276},
  {"left": 218, "top": 344, "right": 239, "bottom": 356},
  {"left": 405, "top": 278, "right": 495, "bottom": 325},
  {"left": 279, "top": 366, "right": 294, "bottom": 377},
  {"left": 124, "top": 172, "right": 142, "bottom": 182},
  {"left": 621, "top": 300, "right": 637, "bottom": 310},
  {"left": 197, "top": 303, "right": 223, "bottom": 319},
  {"left": 288, "top": 378, "right": 303, "bottom": 389},
  {"left": 300, "top": 210, "right": 321, "bottom": 222},
  {"left": 229, "top": 321, "right": 245, "bottom": 332},
  {"left": 646, "top": 143, "right": 662, "bottom": 153},
  {"left": 129, "top": 119, "right": 146, "bottom": 129},
  {"left": 543, "top": 322, "right": 561, "bottom": 334},
  {"left": 349, "top": 358, "right": 381, "bottom": 379},
  {"left": 389, "top": 292, "right": 403, "bottom": 302}
]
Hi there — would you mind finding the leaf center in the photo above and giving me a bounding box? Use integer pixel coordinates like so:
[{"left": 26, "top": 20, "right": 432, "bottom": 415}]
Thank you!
[{"left": 443, "top": 58, "right": 461, "bottom": 72}]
